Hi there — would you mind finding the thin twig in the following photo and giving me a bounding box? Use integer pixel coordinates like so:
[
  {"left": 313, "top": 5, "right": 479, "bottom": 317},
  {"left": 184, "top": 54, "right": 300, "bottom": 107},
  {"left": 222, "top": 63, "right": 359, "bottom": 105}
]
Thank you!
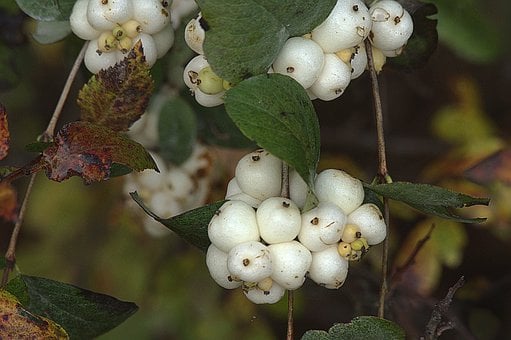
[
  {"left": 281, "top": 162, "right": 293, "bottom": 340},
  {"left": 423, "top": 276, "right": 466, "bottom": 340},
  {"left": 365, "top": 39, "right": 391, "bottom": 318},
  {"left": 42, "top": 41, "right": 88, "bottom": 141},
  {"left": 1, "top": 174, "right": 36, "bottom": 287},
  {"left": 1, "top": 43, "right": 87, "bottom": 286}
]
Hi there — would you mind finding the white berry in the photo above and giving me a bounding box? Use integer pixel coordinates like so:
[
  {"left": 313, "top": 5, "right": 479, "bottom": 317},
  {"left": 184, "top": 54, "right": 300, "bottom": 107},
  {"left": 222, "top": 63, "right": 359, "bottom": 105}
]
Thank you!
[
  {"left": 184, "top": 13, "right": 205, "bottom": 54},
  {"left": 289, "top": 169, "right": 309, "bottom": 210},
  {"left": 70, "top": 0, "right": 101, "bottom": 40},
  {"left": 183, "top": 54, "right": 210, "bottom": 89},
  {"left": 308, "top": 245, "right": 349, "bottom": 289},
  {"left": 227, "top": 241, "right": 272, "bottom": 283},
  {"left": 132, "top": 0, "right": 170, "bottom": 35},
  {"left": 84, "top": 40, "right": 122, "bottom": 74},
  {"left": 268, "top": 241, "right": 312, "bottom": 290},
  {"left": 208, "top": 200, "right": 260, "bottom": 252},
  {"left": 194, "top": 88, "right": 225, "bottom": 107},
  {"left": 311, "top": 0, "right": 371, "bottom": 53},
  {"left": 347, "top": 203, "right": 387, "bottom": 245},
  {"left": 152, "top": 23, "right": 175, "bottom": 58},
  {"left": 309, "top": 54, "right": 352, "bottom": 101},
  {"left": 272, "top": 37, "right": 325, "bottom": 89},
  {"left": 314, "top": 169, "right": 364, "bottom": 214},
  {"left": 206, "top": 244, "right": 242, "bottom": 289},
  {"left": 257, "top": 197, "right": 301, "bottom": 244},
  {"left": 235, "top": 149, "right": 282, "bottom": 201},
  {"left": 298, "top": 202, "right": 346, "bottom": 252},
  {"left": 87, "top": 0, "right": 133, "bottom": 31},
  {"left": 369, "top": 0, "right": 413, "bottom": 52},
  {"left": 244, "top": 281, "right": 285, "bottom": 304}
]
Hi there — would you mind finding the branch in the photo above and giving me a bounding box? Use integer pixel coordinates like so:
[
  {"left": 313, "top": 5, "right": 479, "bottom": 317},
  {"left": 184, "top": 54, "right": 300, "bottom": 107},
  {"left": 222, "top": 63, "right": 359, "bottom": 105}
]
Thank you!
[
  {"left": 423, "top": 276, "right": 466, "bottom": 340},
  {"left": 1, "top": 43, "right": 87, "bottom": 286},
  {"left": 281, "top": 162, "right": 294, "bottom": 340},
  {"left": 365, "top": 39, "right": 392, "bottom": 318}
]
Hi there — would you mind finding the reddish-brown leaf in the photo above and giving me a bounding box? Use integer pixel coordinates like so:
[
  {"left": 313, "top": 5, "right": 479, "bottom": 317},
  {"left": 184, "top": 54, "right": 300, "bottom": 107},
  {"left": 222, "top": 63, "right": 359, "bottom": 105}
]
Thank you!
[
  {"left": 0, "top": 183, "right": 17, "bottom": 222},
  {"left": 0, "top": 103, "right": 9, "bottom": 160},
  {"left": 465, "top": 148, "right": 511, "bottom": 185},
  {"left": 41, "top": 121, "right": 157, "bottom": 184},
  {"left": 77, "top": 41, "right": 154, "bottom": 132}
]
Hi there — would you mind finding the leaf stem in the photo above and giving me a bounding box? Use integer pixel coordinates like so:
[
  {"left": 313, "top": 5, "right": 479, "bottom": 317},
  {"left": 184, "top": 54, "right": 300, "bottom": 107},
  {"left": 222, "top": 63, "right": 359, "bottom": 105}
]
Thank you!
[
  {"left": 1, "top": 43, "right": 87, "bottom": 286},
  {"left": 42, "top": 41, "right": 88, "bottom": 141},
  {"left": 364, "top": 39, "right": 391, "bottom": 318}
]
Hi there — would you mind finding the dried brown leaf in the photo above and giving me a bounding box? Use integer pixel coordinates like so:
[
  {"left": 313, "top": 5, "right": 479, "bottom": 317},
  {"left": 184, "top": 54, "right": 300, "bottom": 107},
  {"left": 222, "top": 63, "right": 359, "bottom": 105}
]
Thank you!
[
  {"left": 41, "top": 121, "right": 157, "bottom": 184},
  {"left": 77, "top": 41, "right": 153, "bottom": 132}
]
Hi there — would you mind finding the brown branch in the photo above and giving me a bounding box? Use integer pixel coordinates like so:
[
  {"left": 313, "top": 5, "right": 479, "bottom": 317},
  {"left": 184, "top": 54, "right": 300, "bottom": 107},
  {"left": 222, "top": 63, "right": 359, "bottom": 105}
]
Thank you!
[
  {"left": 1, "top": 43, "right": 87, "bottom": 286},
  {"left": 423, "top": 276, "right": 466, "bottom": 340},
  {"left": 1, "top": 174, "right": 36, "bottom": 287},
  {"left": 365, "top": 39, "right": 392, "bottom": 318},
  {"left": 281, "top": 162, "right": 294, "bottom": 340}
]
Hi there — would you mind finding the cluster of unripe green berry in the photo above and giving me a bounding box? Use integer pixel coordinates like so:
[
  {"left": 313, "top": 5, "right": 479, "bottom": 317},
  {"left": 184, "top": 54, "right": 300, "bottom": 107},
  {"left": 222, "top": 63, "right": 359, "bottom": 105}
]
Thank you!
[
  {"left": 70, "top": 0, "right": 175, "bottom": 73},
  {"left": 183, "top": 0, "right": 413, "bottom": 106},
  {"left": 206, "top": 149, "right": 387, "bottom": 303}
]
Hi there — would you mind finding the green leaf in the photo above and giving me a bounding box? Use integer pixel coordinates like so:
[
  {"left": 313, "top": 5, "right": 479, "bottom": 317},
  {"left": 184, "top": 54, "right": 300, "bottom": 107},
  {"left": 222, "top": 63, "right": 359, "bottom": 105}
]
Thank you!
[
  {"left": 158, "top": 97, "right": 197, "bottom": 165},
  {"left": 32, "top": 20, "right": 71, "bottom": 44},
  {"left": 15, "top": 0, "right": 75, "bottom": 21},
  {"left": 130, "top": 192, "right": 224, "bottom": 251},
  {"left": 390, "top": 0, "right": 438, "bottom": 69},
  {"left": 429, "top": 0, "right": 503, "bottom": 63},
  {"left": 40, "top": 121, "right": 157, "bottom": 184},
  {"left": 78, "top": 41, "right": 154, "bottom": 132},
  {"left": 302, "top": 316, "right": 405, "bottom": 340},
  {"left": 197, "top": 0, "right": 336, "bottom": 83},
  {"left": 224, "top": 73, "right": 320, "bottom": 188},
  {"left": 364, "top": 182, "right": 489, "bottom": 223},
  {"left": 5, "top": 275, "right": 138, "bottom": 339}
]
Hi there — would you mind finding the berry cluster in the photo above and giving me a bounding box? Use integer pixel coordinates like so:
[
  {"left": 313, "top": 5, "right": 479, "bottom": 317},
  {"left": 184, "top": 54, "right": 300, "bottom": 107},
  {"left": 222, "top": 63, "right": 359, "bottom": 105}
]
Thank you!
[
  {"left": 183, "top": 0, "right": 413, "bottom": 106},
  {"left": 274, "top": 0, "right": 413, "bottom": 101},
  {"left": 70, "top": 0, "right": 175, "bottom": 73},
  {"left": 206, "top": 149, "right": 387, "bottom": 303},
  {"left": 125, "top": 98, "right": 213, "bottom": 237}
]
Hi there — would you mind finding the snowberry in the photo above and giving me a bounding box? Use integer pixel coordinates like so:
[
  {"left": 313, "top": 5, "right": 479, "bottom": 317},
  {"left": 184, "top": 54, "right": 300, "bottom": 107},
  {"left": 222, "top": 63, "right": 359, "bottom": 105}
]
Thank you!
[
  {"left": 289, "top": 169, "right": 309, "bottom": 210},
  {"left": 311, "top": 0, "right": 371, "bottom": 53},
  {"left": 244, "top": 281, "right": 285, "bottom": 304},
  {"left": 349, "top": 43, "right": 368, "bottom": 79},
  {"left": 132, "top": 0, "right": 170, "bottom": 35},
  {"left": 235, "top": 149, "right": 282, "bottom": 201},
  {"left": 227, "top": 241, "right": 272, "bottom": 283},
  {"left": 298, "top": 202, "right": 346, "bottom": 252},
  {"left": 183, "top": 54, "right": 210, "bottom": 89},
  {"left": 341, "top": 223, "right": 361, "bottom": 243},
  {"left": 371, "top": 46, "right": 387, "bottom": 73},
  {"left": 87, "top": 0, "right": 134, "bottom": 31},
  {"left": 257, "top": 197, "right": 301, "bottom": 244},
  {"left": 268, "top": 241, "right": 312, "bottom": 290},
  {"left": 224, "top": 178, "right": 262, "bottom": 208},
  {"left": 84, "top": 40, "right": 122, "bottom": 74},
  {"left": 309, "top": 54, "right": 352, "bottom": 101},
  {"left": 347, "top": 203, "right": 387, "bottom": 245},
  {"left": 308, "top": 245, "right": 349, "bottom": 289},
  {"left": 165, "top": 167, "right": 194, "bottom": 198},
  {"left": 369, "top": 0, "right": 413, "bottom": 52},
  {"left": 314, "top": 169, "right": 364, "bottom": 214},
  {"left": 272, "top": 37, "right": 325, "bottom": 89},
  {"left": 152, "top": 24, "right": 175, "bottom": 58},
  {"left": 197, "top": 66, "right": 224, "bottom": 95},
  {"left": 206, "top": 244, "right": 242, "bottom": 289},
  {"left": 70, "top": 0, "right": 101, "bottom": 40},
  {"left": 337, "top": 241, "right": 352, "bottom": 259},
  {"left": 185, "top": 13, "right": 206, "bottom": 54},
  {"left": 194, "top": 88, "right": 225, "bottom": 107},
  {"left": 208, "top": 200, "right": 260, "bottom": 252},
  {"left": 171, "top": 0, "right": 199, "bottom": 28}
]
